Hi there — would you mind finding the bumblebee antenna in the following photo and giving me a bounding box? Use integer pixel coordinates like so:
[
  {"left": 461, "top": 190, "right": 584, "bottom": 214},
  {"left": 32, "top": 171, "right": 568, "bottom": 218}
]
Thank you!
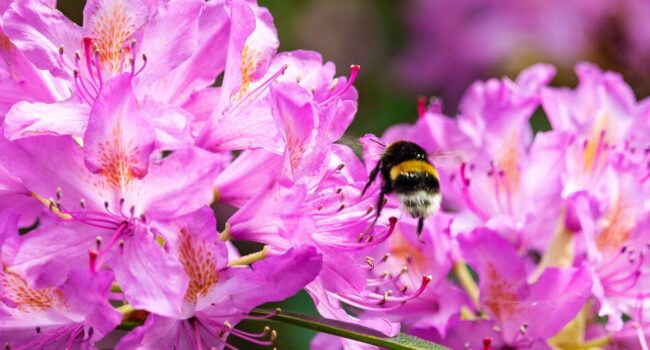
[{"left": 368, "top": 137, "right": 386, "bottom": 147}]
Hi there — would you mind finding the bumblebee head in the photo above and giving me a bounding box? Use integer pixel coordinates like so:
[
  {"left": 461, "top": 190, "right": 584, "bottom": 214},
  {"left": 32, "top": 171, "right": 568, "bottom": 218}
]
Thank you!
[{"left": 382, "top": 141, "right": 428, "bottom": 168}]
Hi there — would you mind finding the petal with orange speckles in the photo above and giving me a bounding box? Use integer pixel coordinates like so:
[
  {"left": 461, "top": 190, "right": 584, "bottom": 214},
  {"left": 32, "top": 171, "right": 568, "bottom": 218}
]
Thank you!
[{"left": 83, "top": 74, "right": 155, "bottom": 190}]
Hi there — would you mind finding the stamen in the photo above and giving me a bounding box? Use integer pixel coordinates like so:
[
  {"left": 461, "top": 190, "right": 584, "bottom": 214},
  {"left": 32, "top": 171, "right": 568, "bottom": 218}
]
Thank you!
[
  {"left": 32, "top": 192, "right": 72, "bottom": 220},
  {"left": 319, "top": 65, "right": 360, "bottom": 106},
  {"left": 93, "top": 49, "right": 103, "bottom": 87},
  {"left": 417, "top": 96, "right": 426, "bottom": 118},
  {"left": 82, "top": 38, "right": 100, "bottom": 91},
  {"left": 89, "top": 250, "right": 98, "bottom": 273},
  {"left": 225, "top": 64, "right": 289, "bottom": 120},
  {"left": 134, "top": 54, "right": 147, "bottom": 76},
  {"left": 73, "top": 71, "right": 94, "bottom": 105}
]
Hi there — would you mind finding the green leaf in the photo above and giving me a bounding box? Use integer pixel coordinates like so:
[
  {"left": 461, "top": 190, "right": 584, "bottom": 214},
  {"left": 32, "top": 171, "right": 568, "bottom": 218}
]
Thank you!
[{"left": 251, "top": 308, "right": 449, "bottom": 350}]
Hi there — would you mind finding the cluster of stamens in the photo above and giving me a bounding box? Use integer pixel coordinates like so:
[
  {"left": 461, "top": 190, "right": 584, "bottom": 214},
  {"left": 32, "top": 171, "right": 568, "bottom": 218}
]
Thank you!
[
  {"left": 57, "top": 38, "right": 146, "bottom": 105},
  {"left": 35, "top": 187, "right": 152, "bottom": 273}
]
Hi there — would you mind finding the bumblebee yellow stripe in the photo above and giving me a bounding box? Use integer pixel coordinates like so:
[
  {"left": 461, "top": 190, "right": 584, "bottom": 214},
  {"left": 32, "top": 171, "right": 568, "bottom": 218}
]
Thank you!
[{"left": 389, "top": 160, "right": 438, "bottom": 181}]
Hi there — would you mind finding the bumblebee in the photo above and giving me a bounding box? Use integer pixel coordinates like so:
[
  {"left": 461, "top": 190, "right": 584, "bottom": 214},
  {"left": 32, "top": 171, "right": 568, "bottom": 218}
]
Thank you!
[{"left": 362, "top": 141, "right": 441, "bottom": 237}]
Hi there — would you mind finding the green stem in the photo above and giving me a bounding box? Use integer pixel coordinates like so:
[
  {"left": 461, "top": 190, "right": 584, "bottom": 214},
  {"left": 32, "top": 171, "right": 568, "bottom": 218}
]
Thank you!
[{"left": 251, "top": 308, "right": 448, "bottom": 350}]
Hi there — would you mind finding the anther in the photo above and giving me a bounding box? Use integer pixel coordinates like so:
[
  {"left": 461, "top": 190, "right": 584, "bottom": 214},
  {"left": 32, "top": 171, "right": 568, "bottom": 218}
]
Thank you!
[
  {"left": 35, "top": 326, "right": 41, "bottom": 333},
  {"left": 366, "top": 256, "right": 375, "bottom": 269},
  {"left": 79, "top": 199, "right": 86, "bottom": 208},
  {"left": 118, "top": 240, "right": 125, "bottom": 250},
  {"left": 96, "top": 236, "right": 102, "bottom": 249},
  {"left": 59, "top": 45, "right": 65, "bottom": 55},
  {"left": 271, "top": 330, "right": 277, "bottom": 342},
  {"left": 336, "top": 164, "right": 345, "bottom": 171},
  {"left": 380, "top": 253, "right": 390, "bottom": 263},
  {"left": 519, "top": 323, "right": 528, "bottom": 334},
  {"left": 338, "top": 204, "right": 345, "bottom": 212},
  {"left": 104, "top": 201, "right": 109, "bottom": 209},
  {"left": 336, "top": 187, "right": 343, "bottom": 194},
  {"left": 56, "top": 187, "right": 62, "bottom": 200},
  {"left": 366, "top": 206, "right": 374, "bottom": 215}
]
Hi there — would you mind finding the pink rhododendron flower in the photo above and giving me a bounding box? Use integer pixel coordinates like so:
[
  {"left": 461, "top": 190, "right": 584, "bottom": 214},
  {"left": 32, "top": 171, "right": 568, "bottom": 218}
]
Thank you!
[{"left": 115, "top": 207, "right": 322, "bottom": 349}]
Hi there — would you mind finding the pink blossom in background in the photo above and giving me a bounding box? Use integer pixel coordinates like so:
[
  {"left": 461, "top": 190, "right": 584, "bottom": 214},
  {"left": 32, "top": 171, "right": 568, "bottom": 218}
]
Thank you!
[{"left": 396, "top": 0, "right": 650, "bottom": 111}]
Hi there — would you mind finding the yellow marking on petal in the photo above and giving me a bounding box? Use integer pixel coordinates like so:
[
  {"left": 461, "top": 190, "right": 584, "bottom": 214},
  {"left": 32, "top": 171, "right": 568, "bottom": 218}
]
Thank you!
[
  {"left": 89, "top": 0, "right": 138, "bottom": 73},
  {"left": 32, "top": 192, "right": 72, "bottom": 220},
  {"left": 179, "top": 228, "right": 219, "bottom": 303},
  {"left": 234, "top": 45, "right": 261, "bottom": 99},
  {"left": 228, "top": 246, "right": 269, "bottom": 267},
  {"left": 482, "top": 263, "right": 519, "bottom": 320},
  {"left": 388, "top": 229, "right": 427, "bottom": 274},
  {"left": 97, "top": 123, "right": 139, "bottom": 189},
  {"left": 1, "top": 268, "right": 66, "bottom": 312},
  {"left": 389, "top": 160, "right": 438, "bottom": 182},
  {"left": 496, "top": 131, "right": 521, "bottom": 192},
  {"left": 596, "top": 201, "right": 635, "bottom": 252},
  {"left": 583, "top": 111, "right": 609, "bottom": 174},
  {"left": 286, "top": 132, "right": 307, "bottom": 171},
  {"left": 0, "top": 32, "right": 12, "bottom": 51}
]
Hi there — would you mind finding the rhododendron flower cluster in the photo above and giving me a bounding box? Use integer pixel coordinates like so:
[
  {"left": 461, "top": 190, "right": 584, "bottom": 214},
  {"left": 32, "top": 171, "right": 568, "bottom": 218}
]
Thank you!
[{"left": 0, "top": 1, "right": 649, "bottom": 350}]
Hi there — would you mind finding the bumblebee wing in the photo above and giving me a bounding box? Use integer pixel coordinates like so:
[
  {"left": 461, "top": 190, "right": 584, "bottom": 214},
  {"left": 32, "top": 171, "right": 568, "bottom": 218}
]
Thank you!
[{"left": 427, "top": 149, "right": 464, "bottom": 170}]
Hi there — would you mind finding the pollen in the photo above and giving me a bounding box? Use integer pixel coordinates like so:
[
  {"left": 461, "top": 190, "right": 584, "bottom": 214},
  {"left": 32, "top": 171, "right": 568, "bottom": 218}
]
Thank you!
[
  {"left": 179, "top": 229, "right": 219, "bottom": 303},
  {"left": 1, "top": 269, "right": 65, "bottom": 312}
]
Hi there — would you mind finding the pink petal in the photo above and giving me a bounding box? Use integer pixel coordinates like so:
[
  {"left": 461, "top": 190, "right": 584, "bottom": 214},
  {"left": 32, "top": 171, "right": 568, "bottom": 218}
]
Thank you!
[
  {"left": 199, "top": 246, "right": 321, "bottom": 313},
  {"left": 9, "top": 222, "right": 96, "bottom": 289},
  {"left": 109, "top": 230, "right": 188, "bottom": 318},
  {"left": 144, "top": 0, "right": 228, "bottom": 105},
  {"left": 127, "top": 147, "right": 228, "bottom": 219},
  {"left": 134, "top": 0, "right": 204, "bottom": 87},
  {"left": 115, "top": 315, "right": 182, "bottom": 350},
  {"left": 4, "top": 98, "right": 89, "bottom": 141},
  {"left": 214, "top": 149, "right": 282, "bottom": 207},
  {"left": 83, "top": 74, "right": 155, "bottom": 186},
  {"left": 3, "top": 0, "right": 81, "bottom": 76}
]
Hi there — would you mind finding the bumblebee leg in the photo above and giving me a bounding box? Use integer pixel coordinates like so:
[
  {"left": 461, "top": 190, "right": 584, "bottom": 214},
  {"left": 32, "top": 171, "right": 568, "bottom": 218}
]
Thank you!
[
  {"left": 417, "top": 217, "right": 424, "bottom": 242},
  {"left": 361, "top": 161, "right": 381, "bottom": 196},
  {"left": 369, "top": 189, "right": 386, "bottom": 230}
]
